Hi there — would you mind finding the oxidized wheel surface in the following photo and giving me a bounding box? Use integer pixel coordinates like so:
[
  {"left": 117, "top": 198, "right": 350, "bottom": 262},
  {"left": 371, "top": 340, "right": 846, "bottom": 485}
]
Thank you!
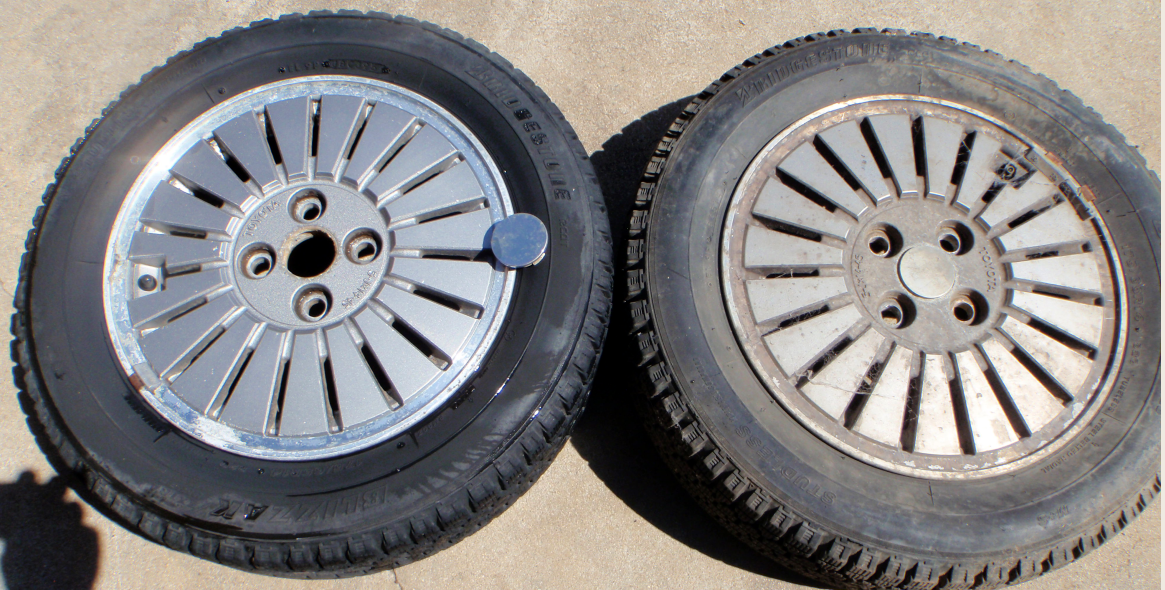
[
  {"left": 626, "top": 30, "right": 1158, "bottom": 590},
  {"left": 722, "top": 97, "right": 1122, "bottom": 478}
]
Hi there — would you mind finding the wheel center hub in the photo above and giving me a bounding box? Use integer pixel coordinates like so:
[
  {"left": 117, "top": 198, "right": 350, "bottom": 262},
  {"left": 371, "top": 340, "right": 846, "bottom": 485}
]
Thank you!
[
  {"left": 847, "top": 198, "right": 1007, "bottom": 353},
  {"left": 232, "top": 182, "right": 389, "bottom": 328},
  {"left": 898, "top": 246, "right": 956, "bottom": 299}
]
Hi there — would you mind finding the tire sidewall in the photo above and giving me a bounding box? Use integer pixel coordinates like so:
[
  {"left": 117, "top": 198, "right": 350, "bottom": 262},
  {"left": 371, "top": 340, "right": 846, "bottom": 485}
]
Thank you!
[
  {"left": 28, "top": 16, "right": 598, "bottom": 537},
  {"left": 646, "top": 34, "right": 1160, "bottom": 556}
]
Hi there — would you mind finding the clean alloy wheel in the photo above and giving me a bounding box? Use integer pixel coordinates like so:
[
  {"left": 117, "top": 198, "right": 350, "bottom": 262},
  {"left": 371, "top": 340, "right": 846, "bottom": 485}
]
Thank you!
[
  {"left": 106, "top": 76, "right": 517, "bottom": 460},
  {"left": 14, "top": 13, "right": 611, "bottom": 576}
]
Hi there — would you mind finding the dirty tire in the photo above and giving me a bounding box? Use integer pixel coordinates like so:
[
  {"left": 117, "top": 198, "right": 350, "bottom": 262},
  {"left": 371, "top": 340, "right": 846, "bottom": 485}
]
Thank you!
[
  {"left": 626, "top": 30, "right": 1158, "bottom": 589},
  {"left": 13, "top": 13, "right": 611, "bottom": 576}
]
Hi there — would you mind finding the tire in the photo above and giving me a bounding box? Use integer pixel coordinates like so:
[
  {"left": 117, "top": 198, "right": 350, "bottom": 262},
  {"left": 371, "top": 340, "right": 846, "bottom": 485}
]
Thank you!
[
  {"left": 13, "top": 12, "right": 611, "bottom": 576},
  {"left": 626, "top": 29, "right": 1159, "bottom": 589}
]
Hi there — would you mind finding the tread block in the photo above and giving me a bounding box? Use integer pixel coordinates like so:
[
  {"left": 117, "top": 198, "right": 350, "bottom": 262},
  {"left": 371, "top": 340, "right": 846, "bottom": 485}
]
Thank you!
[
  {"left": 288, "top": 544, "right": 318, "bottom": 571},
  {"left": 162, "top": 523, "right": 191, "bottom": 551},
  {"left": 646, "top": 362, "right": 672, "bottom": 396},
  {"left": 189, "top": 534, "right": 219, "bottom": 560},
  {"left": 626, "top": 269, "right": 646, "bottom": 299},
  {"left": 629, "top": 209, "right": 649, "bottom": 237},
  {"left": 217, "top": 538, "right": 251, "bottom": 567},
  {"left": 318, "top": 540, "right": 348, "bottom": 568}
]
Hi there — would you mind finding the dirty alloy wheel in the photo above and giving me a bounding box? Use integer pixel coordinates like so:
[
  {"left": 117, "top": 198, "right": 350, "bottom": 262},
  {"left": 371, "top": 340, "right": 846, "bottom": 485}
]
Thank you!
[
  {"left": 13, "top": 13, "right": 611, "bottom": 575},
  {"left": 626, "top": 30, "right": 1158, "bottom": 589}
]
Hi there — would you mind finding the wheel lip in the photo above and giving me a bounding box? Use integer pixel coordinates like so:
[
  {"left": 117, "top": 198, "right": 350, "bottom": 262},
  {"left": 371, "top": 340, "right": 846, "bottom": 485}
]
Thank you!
[
  {"left": 101, "top": 74, "right": 517, "bottom": 461},
  {"left": 719, "top": 94, "right": 1129, "bottom": 480}
]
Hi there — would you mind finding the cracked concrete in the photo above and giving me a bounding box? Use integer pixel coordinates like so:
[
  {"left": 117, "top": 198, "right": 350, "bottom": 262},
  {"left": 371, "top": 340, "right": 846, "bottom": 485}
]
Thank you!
[{"left": 0, "top": 1, "right": 1159, "bottom": 589}]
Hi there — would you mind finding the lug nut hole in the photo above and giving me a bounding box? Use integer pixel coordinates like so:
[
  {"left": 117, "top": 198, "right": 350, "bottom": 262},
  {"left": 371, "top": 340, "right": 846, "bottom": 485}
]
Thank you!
[
  {"left": 936, "top": 221, "right": 973, "bottom": 255},
  {"left": 938, "top": 232, "right": 961, "bottom": 253},
  {"left": 952, "top": 300, "right": 975, "bottom": 323},
  {"left": 877, "top": 294, "right": 914, "bottom": 329},
  {"left": 880, "top": 304, "right": 902, "bottom": 325},
  {"left": 345, "top": 230, "right": 381, "bottom": 265},
  {"left": 295, "top": 287, "right": 331, "bottom": 322},
  {"left": 291, "top": 189, "right": 326, "bottom": 223},
  {"left": 241, "top": 245, "right": 276, "bottom": 279},
  {"left": 865, "top": 225, "right": 901, "bottom": 258}
]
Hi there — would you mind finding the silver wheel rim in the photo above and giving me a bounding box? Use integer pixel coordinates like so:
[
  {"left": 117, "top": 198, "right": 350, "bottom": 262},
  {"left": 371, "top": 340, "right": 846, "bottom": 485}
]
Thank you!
[
  {"left": 722, "top": 96, "right": 1125, "bottom": 479},
  {"left": 103, "top": 75, "right": 516, "bottom": 461}
]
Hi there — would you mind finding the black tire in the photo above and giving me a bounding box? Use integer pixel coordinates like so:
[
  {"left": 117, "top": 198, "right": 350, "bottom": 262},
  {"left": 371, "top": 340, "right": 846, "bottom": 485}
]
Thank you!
[
  {"left": 13, "top": 12, "right": 611, "bottom": 576},
  {"left": 626, "top": 29, "right": 1158, "bottom": 589}
]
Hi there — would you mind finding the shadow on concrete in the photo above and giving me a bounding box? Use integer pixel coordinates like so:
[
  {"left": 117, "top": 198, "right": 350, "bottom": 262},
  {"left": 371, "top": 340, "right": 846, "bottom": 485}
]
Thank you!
[
  {"left": 0, "top": 470, "right": 98, "bottom": 589},
  {"left": 570, "top": 98, "right": 819, "bottom": 587}
]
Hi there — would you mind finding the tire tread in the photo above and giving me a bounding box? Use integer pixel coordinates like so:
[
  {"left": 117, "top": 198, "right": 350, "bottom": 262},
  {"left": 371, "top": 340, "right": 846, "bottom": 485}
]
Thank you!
[
  {"left": 623, "top": 27, "right": 1159, "bottom": 590},
  {"left": 11, "top": 11, "right": 612, "bottom": 579}
]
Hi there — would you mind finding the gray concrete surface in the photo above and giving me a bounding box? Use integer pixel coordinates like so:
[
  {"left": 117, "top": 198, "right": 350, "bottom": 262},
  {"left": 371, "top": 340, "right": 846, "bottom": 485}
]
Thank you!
[{"left": 0, "top": 1, "right": 1159, "bottom": 589}]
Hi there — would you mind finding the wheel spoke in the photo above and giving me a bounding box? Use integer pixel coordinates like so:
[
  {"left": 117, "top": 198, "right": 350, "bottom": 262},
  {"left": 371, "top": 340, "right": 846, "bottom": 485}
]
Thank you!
[
  {"left": 1008, "top": 290, "right": 1103, "bottom": 348},
  {"left": 266, "top": 97, "right": 313, "bottom": 182},
  {"left": 921, "top": 117, "right": 965, "bottom": 200},
  {"left": 354, "top": 308, "right": 441, "bottom": 404},
  {"left": 817, "top": 120, "right": 894, "bottom": 201},
  {"left": 277, "top": 331, "right": 332, "bottom": 436},
  {"left": 953, "top": 133, "right": 1005, "bottom": 210},
  {"left": 998, "top": 202, "right": 1091, "bottom": 250},
  {"left": 801, "top": 328, "right": 885, "bottom": 419},
  {"left": 914, "top": 353, "right": 966, "bottom": 455},
  {"left": 1000, "top": 317, "right": 1092, "bottom": 395},
  {"left": 980, "top": 339, "right": 1064, "bottom": 432},
  {"left": 866, "top": 114, "right": 919, "bottom": 197},
  {"left": 315, "top": 95, "right": 367, "bottom": 181},
  {"left": 392, "top": 208, "right": 492, "bottom": 257},
  {"left": 898, "top": 350, "right": 924, "bottom": 452},
  {"left": 219, "top": 328, "right": 286, "bottom": 434},
  {"left": 743, "top": 225, "right": 843, "bottom": 269},
  {"left": 747, "top": 276, "right": 850, "bottom": 332},
  {"left": 139, "top": 183, "right": 236, "bottom": 238},
  {"left": 375, "top": 283, "right": 477, "bottom": 360},
  {"left": 171, "top": 316, "right": 260, "bottom": 414},
  {"left": 1009, "top": 252, "right": 1102, "bottom": 293},
  {"left": 170, "top": 141, "right": 255, "bottom": 211},
  {"left": 853, "top": 345, "right": 911, "bottom": 447},
  {"left": 370, "top": 125, "right": 459, "bottom": 203},
  {"left": 139, "top": 295, "right": 238, "bottom": 378},
  {"left": 128, "top": 232, "right": 227, "bottom": 272},
  {"left": 343, "top": 103, "right": 417, "bottom": 189},
  {"left": 954, "top": 350, "right": 1020, "bottom": 452},
  {"left": 213, "top": 111, "right": 282, "bottom": 192},
  {"left": 978, "top": 169, "right": 1059, "bottom": 227},
  {"left": 383, "top": 161, "right": 485, "bottom": 226},
  {"left": 390, "top": 257, "right": 495, "bottom": 308},
  {"left": 324, "top": 322, "right": 393, "bottom": 428},
  {"left": 762, "top": 304, "right": 863, "bottom": 376},
  {"left": 778, "top": 142, "right": 871, "bottom": 217},
  {"left": 128, "top": 270, "right": 229, "bottom": 329},
  {"left": 753, "top": 177, "right": 852, "bottom": 239},
  {"left": 998, "top": 240, "right": 1092, "bottom": 264}
]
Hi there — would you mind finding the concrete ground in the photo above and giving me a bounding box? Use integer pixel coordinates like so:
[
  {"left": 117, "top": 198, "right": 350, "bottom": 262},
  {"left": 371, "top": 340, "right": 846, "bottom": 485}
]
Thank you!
[{"left": 0, "top": 1, "right": 1158, "bottom": 589}]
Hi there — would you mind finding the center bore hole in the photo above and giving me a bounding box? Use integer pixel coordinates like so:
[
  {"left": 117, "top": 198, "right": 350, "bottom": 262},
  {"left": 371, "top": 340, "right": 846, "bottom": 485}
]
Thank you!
[{"left": 287, "top": 231, "right": 336, "bottom": 278}]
